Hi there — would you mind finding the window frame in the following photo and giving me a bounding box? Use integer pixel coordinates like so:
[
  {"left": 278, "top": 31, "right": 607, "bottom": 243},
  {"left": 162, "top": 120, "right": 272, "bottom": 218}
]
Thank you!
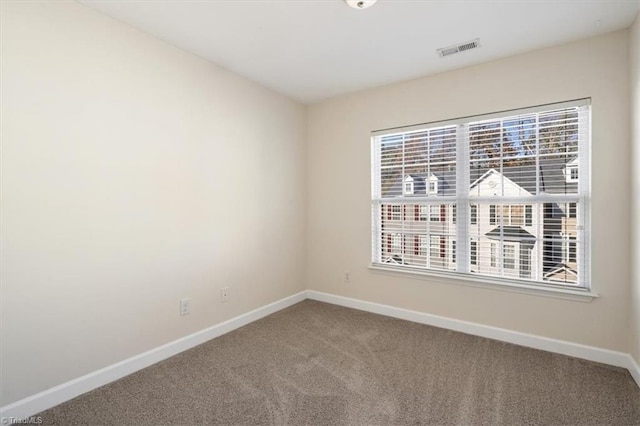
[
  {"left": 503, "top": 244, "right": 516, "bottom": 270},
  {"left": 470, "top": 241, "right": 478, "bottom": 266},
  {"left": 419, "top": 205, "right": 428, "bottom": 221},
  {"left": 430, "top": 235, "right": 441, "bottom": 259},
  {"left": 429, "top": 205, "right": 441, "bottom": 222},
  {"left": 418, "top": 235, "right": 428, "bottom": 256},
  {"left": 371, "top": 99, "right": 591, "bottom": 292},
  {"left": 490, "top": 242, "right": 497, "bottom": 267},
  {"left": 391, "top": 205, "right": 401, "bottom": 221}
]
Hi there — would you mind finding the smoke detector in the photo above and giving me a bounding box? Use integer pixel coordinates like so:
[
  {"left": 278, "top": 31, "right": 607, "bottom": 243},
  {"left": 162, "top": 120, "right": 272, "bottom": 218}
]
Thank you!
[{"left": 345, "top": 0, "right": 377, "bottom": 9}]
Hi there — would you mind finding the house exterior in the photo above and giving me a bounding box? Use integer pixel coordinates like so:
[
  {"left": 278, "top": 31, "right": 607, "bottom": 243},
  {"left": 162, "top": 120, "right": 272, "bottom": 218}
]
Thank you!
[{"left": 379, "top": 159, "right": 579, "bottom": 285}]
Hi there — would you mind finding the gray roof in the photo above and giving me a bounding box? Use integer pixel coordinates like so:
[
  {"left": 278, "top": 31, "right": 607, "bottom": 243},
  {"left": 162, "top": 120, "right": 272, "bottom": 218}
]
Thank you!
[{"left": 485, "top": 226, "right": 536, "bottom": 242}]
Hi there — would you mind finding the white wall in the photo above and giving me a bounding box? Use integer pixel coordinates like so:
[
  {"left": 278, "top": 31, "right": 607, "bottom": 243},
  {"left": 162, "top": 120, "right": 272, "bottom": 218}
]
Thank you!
[
  {"left": 307, "top": 30, "right": 631, "bottom": 352},
  {"left": 1, "top": 2, "right": 306, "bottom": 405},
  {"left": 630, "top": 13, "right": 640, "bottom": 364}
]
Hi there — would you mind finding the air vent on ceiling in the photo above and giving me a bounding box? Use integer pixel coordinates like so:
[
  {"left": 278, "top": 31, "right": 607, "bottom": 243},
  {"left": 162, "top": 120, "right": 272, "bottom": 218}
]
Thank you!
[{"left": 437, "top": 38, "right": 480, "bottom": 58}]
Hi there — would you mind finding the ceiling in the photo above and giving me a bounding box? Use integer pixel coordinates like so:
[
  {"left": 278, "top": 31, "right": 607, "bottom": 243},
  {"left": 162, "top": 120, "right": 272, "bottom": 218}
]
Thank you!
[{"left": 81, "top": 0, "right": 640, "bottom": 104}]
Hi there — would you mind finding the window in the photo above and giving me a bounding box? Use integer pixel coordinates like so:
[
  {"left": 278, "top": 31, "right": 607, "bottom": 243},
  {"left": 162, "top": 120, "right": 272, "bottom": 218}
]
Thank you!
[
  {"left": 566, "top": 165, "right": 578, "bottom": 182},
  {"left": 564, "top": 158, "right": 578, "bottom": 183},
  {"left": 419, "top": 205, "right": 428, "bottom": 221},
  {"left": 404, "top": 182, "right": 413, "bottom": 195},
  {"left": 372, "top": 99, "right": 590, "bottom": 289},
  {"left": 418, "top": 235, "right": 428, "bottom": 256},
  {"left": 430, "top": 236, "right": 440, "bottom": 258},
  {"left": 503, "top": 245, "right": 515, "bottom": 269},
  {"left": 404, "top": 176, "right": 414, "bottom": 195},
  {"left": 429, "top": 205, "right": 441, "bottom": 222},
  {"left": 392, "top": 234, "right": 402, "bottom": 254},
  {"left": 392, "top": 205, "right": 401, "bottom": 221},
  {"left": 508, "top": 205, "right": 524, "bottom": 226},
  {"left": 428, "top": 176, "right": 438, "bottom": 194},
  {"left": 470, "top": 241, "right": 477, "bottom": 266},
  {"left": 490, "top": 243, "right": 497, "bottom": 267},
  {"left": 470, "top": 204, "right": 477, "bottom": 225},
  {"left": 492, "top": 205, "right": 527, "bottom": 226}
]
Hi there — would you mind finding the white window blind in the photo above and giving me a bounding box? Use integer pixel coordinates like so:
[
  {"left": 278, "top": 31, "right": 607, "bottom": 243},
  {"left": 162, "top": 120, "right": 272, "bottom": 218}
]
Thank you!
[{"left": 371, "top": 99, "right": 590, "bottom": 289}]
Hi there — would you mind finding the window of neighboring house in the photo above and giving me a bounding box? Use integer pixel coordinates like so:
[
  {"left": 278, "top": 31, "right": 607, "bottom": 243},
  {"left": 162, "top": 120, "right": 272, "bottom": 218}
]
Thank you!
[
  {"left": 508, "top": 205, "right": 524, "bottom": 226},
  {"left": 404, "top": 181, "right": 414, "bottom": 195},
  {"left": 419, "top": 205, "right": 428, "bottom": 221},
  {"left": 392, "top": 233, "right": 402, "bottom": 254},
  {"left": 492, "top": 205, "right": 527, "bottom": 226},
  {"left": 566, "top": 165, "right": 578, "bottom": 182},
  {"left": 490, "top": 243, "right": 497, "bottom": 267},
  {"left": 372, "top": 99, "right": 590, "bottom": 289},
  {"left": 418, "top": 235, "right": 428, "bottom": 256},
  {"left": 430, "top": 205, "right": 441, "bottom": 222},
  {"left": 503, "top": 244, "right": 516, "bottom": 269},
  {"left": 429, "top": 180, "right": 438, "bottom": 194},
  {"left": 392, "top": 205, "right": 401, "bottom": 221},
  {"left": 430, "top": 236, "right": 440, "bottom": 259},
  {"left": 470, "top": 204, "right": 478, "bottom": 225},
  {"left": 470, "top": 241, "right": 477, "bottom": 265},
  {"left": 452, "top": 241, "right": 456, "bottom": 263}
]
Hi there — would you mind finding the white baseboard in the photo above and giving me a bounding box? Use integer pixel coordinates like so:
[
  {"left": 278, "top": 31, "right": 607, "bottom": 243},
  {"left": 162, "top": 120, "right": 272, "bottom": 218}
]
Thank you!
[
  {"left": 628, "top": 355, "right": 640, "bottom": 389},
  {"left": 306, "top": 290, "right": 634, "bottom": 371},
  {"left": 0, "top": 291, "right": 307, "bottom": 421}
]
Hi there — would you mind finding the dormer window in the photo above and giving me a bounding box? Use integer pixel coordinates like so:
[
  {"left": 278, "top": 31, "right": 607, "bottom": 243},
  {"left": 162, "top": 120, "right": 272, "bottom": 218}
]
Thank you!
[
  {"left": 428, "top": 174, "right": 439, "bottom": 195},
  {"left": 570, "top": 167, "right": 578, "bottom": 181},
  {"left": 565, "top": 165, "right": 578, "bottom": 182},
  {"left": 564, "top": 158, "right": 578, "bottom": 183},
  {"left": 403, "top": 175, "right": 414, "bottom": 195}
]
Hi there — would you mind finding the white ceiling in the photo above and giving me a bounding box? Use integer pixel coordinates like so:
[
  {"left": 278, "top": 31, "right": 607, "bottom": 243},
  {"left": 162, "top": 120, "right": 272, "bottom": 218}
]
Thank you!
[{"left": 81, "top": 0, "right": 639, "bottom": 104}]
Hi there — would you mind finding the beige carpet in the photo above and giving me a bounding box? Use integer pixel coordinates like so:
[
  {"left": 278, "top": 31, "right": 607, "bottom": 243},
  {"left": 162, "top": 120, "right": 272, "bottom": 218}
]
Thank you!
[{"left": 37, "top": 300, "right": 640, "bottom": 425}]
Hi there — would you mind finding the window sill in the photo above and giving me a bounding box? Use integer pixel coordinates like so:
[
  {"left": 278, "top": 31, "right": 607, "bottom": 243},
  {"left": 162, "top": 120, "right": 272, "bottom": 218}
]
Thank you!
[{"left": 368, "top": 264, "right": 599, "bottom": 302}]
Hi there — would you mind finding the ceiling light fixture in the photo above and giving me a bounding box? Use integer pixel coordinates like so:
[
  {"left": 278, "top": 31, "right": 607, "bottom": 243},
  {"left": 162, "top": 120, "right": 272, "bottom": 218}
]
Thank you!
[{"left": 345, "top": 0, "right": 377, "bottom": 10}]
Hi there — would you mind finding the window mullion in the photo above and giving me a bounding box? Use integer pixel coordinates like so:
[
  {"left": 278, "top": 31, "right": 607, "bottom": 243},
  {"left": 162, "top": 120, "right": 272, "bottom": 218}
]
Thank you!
[{"left": 456, "top": 123, "right": 470, "bottom": 273}]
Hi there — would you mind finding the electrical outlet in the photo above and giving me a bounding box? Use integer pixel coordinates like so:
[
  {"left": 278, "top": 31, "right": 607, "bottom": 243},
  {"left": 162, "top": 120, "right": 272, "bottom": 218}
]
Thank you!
[
  {"left": 180, "top": 298, "right": 191, "bottom": 316},
  {"left": 221, "top": 287, "right": 230, "bottom": 303},
  {"left": 344, "top": 271, "right": 351, "bottom": 282}
]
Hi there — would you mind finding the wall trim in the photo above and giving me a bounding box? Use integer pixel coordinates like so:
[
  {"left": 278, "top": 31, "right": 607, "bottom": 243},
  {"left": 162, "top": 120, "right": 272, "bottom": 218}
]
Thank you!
[
  {"left": 306, "top": 290, "right": 637, "bottom": 374},
  {"left": 0, "top": 291, "right": 307, "bottom": 421},
  {"left": 628, "top": 355, "right": 640, "bottom": 389}
]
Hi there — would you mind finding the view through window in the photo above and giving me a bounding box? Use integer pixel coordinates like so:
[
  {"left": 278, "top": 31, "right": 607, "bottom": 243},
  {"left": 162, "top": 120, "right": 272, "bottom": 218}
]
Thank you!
[{"left": 371, "top": 100, "right": 590, "bottom": 289}]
